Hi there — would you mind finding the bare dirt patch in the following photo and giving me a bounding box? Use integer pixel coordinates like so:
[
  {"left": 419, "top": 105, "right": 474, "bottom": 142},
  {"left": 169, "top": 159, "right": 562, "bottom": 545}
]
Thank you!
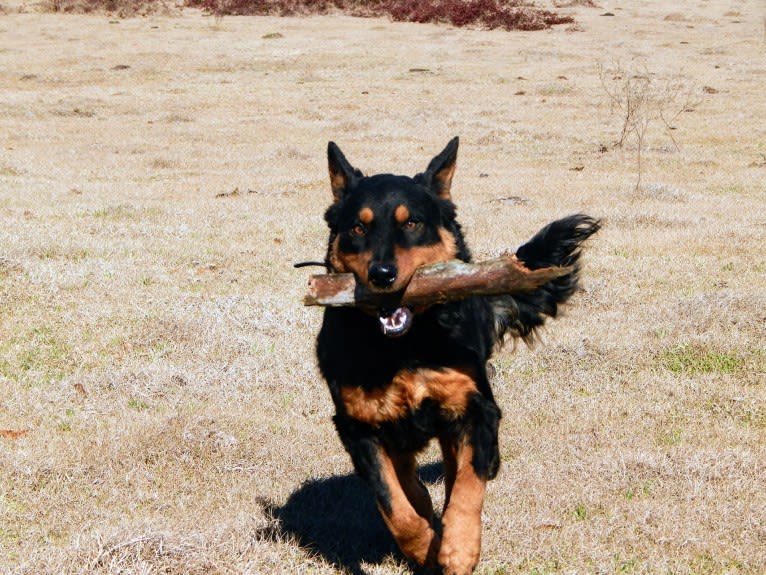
[{"left": 1, "top": 2, "right": 765, "bottom": 573}]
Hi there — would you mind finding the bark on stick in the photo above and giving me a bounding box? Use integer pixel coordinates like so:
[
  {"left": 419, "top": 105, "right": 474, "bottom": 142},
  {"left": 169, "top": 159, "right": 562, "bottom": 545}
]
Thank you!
[{"left": 303, "top": 255, "right": 571, "bottom": 307}]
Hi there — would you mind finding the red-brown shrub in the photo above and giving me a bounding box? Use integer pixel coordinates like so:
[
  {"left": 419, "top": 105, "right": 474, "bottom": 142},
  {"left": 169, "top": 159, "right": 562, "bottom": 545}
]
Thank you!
[
  {"left": 184, "top": 0, "right": 575, "bottom": 31},
  {"left": 43, "top": 0, "right": 575, "bottom": 29}
]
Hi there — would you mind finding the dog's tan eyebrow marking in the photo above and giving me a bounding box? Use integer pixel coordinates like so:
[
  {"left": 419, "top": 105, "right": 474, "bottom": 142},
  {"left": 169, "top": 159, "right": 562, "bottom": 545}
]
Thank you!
[
  {"left": 359, "top": 207, "right": 374, "bottom": 225},
  {"left": 394, "top": 204, "right": 410, "bottom": 224}
]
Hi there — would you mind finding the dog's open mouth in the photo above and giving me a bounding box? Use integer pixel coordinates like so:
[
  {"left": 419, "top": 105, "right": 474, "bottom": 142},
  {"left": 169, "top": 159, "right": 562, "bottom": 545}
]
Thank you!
[{"left": 378, "top": 307, "right": 413, "bottom": 337}]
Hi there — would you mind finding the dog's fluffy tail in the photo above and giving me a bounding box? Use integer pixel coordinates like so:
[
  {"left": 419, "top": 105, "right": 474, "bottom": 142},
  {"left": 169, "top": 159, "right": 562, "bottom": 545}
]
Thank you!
[{"left": 492, "top": 214, "right": 601, "bottom": 345}]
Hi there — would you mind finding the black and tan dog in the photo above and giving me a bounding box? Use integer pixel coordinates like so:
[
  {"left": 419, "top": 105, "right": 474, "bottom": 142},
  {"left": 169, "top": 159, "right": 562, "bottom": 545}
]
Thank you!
[{"left": 315, "top": 137, "right": 599, "bottom": 573}]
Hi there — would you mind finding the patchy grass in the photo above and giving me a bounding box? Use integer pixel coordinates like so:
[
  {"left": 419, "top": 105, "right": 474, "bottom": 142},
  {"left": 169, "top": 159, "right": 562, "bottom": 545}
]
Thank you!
[
  {"left": 659, "top": 343, "right": 744, "bottom": 376},
  {"left": 0, "top": 326, "right": 76, "bottom": 384}
]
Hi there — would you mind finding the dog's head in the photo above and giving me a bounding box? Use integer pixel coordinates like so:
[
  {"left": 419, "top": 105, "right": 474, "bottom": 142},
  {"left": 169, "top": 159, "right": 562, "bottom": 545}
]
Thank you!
[{"left": 323, "top": 137, "right": 467, "bottom": 337}]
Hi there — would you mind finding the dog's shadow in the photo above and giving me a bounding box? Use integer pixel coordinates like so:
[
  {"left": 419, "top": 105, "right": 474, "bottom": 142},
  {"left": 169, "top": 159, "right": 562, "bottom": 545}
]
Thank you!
[{"left": 257, "top": 463, "right": 444, "bottom": 575}]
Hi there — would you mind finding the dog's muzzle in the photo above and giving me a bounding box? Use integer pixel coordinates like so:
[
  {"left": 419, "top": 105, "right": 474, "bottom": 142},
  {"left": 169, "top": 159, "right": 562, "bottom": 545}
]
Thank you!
[
  {"left": 378, "top": 307, "right": 413, "bottom": 337},
  {"left": 368, "top": 262, "right": 398, "bottom": 289}
]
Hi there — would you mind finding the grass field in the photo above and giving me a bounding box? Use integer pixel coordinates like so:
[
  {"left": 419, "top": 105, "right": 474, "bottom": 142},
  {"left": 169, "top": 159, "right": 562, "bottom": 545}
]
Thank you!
[{"left": 1, "top": 1, "right": 765, "bottom": 573}]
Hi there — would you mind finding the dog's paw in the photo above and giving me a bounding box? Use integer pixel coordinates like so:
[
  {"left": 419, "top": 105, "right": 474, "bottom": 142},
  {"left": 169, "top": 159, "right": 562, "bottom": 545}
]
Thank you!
[{"left": 437, "top": 544, "right": 479, "bottom": 575}]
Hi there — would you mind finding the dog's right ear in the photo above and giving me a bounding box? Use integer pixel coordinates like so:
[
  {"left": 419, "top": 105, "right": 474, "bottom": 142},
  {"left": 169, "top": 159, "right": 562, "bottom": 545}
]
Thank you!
[{"left": 328, "top": 142, "right": 362, "bottom": 203}]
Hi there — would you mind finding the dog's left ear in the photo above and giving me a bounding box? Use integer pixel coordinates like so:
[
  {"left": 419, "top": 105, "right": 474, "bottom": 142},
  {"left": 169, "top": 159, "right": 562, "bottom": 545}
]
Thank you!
[{"left": 422, "top": 136, "right": 459, "bottom": 201}]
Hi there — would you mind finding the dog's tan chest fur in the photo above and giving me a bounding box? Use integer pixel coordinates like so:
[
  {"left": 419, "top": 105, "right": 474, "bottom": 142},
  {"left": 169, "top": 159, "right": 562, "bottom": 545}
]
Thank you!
[{"left": 339, "top": 367, "right": 477, "bottom": 425}]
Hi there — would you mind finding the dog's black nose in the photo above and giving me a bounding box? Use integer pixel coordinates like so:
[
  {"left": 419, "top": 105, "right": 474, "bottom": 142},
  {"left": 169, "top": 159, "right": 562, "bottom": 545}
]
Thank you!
[{"left": 368, "top": 262, "right": 398, "bottom": 288}]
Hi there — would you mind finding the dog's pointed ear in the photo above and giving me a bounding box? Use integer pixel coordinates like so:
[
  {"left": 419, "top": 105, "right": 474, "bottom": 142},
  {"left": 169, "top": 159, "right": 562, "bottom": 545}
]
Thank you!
[
  {"left": 328, "top": 142, "right": 362, "bottom": 203},
  {"left": 422, "top": 136, "right": 459, "bottom": 201}
]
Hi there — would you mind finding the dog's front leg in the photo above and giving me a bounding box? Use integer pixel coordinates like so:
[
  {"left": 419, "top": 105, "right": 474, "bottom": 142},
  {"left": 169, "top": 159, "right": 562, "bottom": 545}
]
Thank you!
[
  {"left": 375, "top": 447, "right": 440, "bottom": 567},
  {"left": 438, "top": 437, "right": 486, "bottom": 575},
  {"left": 438, "top": 391, "right": 500, "bottom": 575},
  {"left": 333, "top": 415, "right": 439, "bottom": 567}
]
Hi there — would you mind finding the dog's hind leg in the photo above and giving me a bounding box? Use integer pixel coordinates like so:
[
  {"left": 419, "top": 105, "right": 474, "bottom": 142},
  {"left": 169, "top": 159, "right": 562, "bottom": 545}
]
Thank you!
[
  {"left": 391, "top": 451, "right": 435, "bottom": 523},
  {"left": 439, "top": 434, "right": 458, "bottom": 511}
]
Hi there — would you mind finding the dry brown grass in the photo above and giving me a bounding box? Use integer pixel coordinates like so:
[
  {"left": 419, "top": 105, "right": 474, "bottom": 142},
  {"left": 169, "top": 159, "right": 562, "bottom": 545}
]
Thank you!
[{"left": 1, "top": 2, "right": 765, "bottom": 573}]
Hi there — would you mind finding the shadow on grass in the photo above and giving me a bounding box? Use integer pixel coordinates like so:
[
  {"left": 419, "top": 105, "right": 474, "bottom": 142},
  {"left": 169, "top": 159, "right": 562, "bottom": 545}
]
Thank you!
[{"left": 257, "top": 463, "right": 444, "bottom": 575}]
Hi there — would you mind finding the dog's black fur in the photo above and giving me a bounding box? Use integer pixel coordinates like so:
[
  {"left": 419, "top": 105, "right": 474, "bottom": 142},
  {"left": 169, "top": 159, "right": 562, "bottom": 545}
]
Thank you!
[{"left": 314, "top": 137, "right": 600, "bottom": 573}]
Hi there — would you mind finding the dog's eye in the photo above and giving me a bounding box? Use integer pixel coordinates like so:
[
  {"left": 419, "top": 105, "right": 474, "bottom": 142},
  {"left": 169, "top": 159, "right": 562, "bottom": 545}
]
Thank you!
[
  {"left": 350, "top": 223, "right": 367, "bottom": 237},
  {"left": 403, "top": 219, "right": 422, "bottom": 232}
]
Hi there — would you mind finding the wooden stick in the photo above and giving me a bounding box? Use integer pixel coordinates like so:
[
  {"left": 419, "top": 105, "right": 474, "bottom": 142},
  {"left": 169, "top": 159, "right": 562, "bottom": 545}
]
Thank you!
[{"left": 303, "top": 255, "right": 572, "bottom": 307}]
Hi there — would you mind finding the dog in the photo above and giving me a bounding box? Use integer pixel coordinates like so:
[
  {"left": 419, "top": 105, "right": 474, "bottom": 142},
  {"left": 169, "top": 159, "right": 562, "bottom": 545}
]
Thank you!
[{"left": 314, "top": 137, "right": 600, "bottom": 574}]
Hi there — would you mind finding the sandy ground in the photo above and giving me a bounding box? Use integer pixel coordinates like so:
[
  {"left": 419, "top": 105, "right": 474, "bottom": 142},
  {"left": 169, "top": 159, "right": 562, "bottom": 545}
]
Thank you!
[{"left": 1, "top": 1, "right": 765, "bottom": 573}]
